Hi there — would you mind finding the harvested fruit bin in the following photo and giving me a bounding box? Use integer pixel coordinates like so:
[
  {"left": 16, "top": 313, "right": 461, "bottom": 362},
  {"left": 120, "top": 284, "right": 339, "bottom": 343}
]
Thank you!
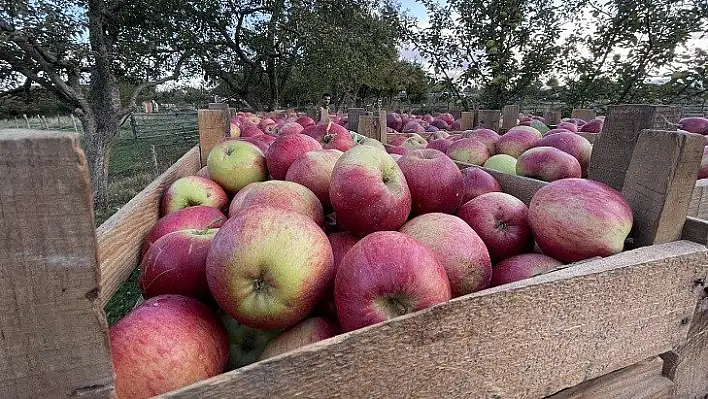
[{"left": 1, "top": 104, "right": 707, "bottom": 398}]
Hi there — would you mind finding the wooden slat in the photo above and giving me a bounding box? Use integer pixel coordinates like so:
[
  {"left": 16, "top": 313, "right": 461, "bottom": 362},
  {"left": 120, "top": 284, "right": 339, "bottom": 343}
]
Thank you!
[
  {"left": 575, "top": 132, "right": 597, "bottom": 144},
  {"left": 460, "top": 111, "right": 474, "bottom": 130},
  {"left": 571, "top": 108, "right": 597, "bottom": 121},
  {"left": 347, "top": 108, "right": 365, "bottom": 133},
  {"left": 359, "top": 114, "right": 387, "bottom": 144},
  {"left": 164, "top": 240, "right": 707, "bottom": 399},
  {"left": 547, "top": 357, "right": 673, "bottom": 399},
  {"left": 688, "top": 179, "right": 708, "bottom": 220},
  {"left": 545, "top": 110, "right": 562, "bottom": 126},
  {"left": 621, "top": 129, "right": 704, "bottom": 246},
  {"left": 502, "top": 105, "right": 519, "bottom": 130},
  {"left": 455, "top": 162, "right": 548, "bottom": 205},
  {"left": 681, "top": 216, "right": 708, "bottom": 246},
  {"left": 96, "top": 146, "right": 200, "bottom": 307},
  {"left": 477, "top": 109, "right": 501, "bottom": 132},
  {"left": 198, "top": 109, "right": 228, "bottom": 166},
  {"left": 588, "top": 105, "right": 681, "bottom": 192},
  {"left": 0, "top": 130, "right": 114, "bottom": 397}
]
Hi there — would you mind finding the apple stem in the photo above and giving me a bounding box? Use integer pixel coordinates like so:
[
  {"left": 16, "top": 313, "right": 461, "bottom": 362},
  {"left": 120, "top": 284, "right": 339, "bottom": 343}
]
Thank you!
[{"left": 388, "top": 297, "right": 407, "bottom": 316}]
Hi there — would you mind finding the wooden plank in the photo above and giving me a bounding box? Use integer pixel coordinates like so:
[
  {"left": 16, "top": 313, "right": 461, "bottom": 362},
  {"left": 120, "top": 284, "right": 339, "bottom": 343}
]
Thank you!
[
  {"left": 681, "top": 216, "right": 708, "bottom": 246},
  {"left": 588, "top": 105, "right": 682, "bottom": 192},
  {"left": 576, "top": 132, "right": 597, "bottom": 144},
  {"left": 502, "top": 105, "right": 519, "bottom": 130},
  {"left": 460, "top": 111, "right": 474, "bottom": 130},
  {"left": 455, "top": 162, "right": 547, "bottom": 205},
  {"left": 347, "top": 108, "right": 365, "bottom": 133},
  {"left": 621, "top": 129, "right": 704, "bottom": 246},
  {"left": 0, "top": 130, "right": 114, "bottom": 397},
  {"left": 359, "top": 114, "right": 387, "bottom": 144},
  {"left": 688, "top": 179, "right": 708, "bottom": 220},
  {"left": 198, "top": 109, "right": 227, "bottom": 167},
  {"left": 547, "top": 357, "right": 673, "bottom": 399},
  {"left": 207, "top": 103, "right": 230, "bottom": 137},
  {"left": 571, "top": 108, "right": 596, "bottom": 121},
  {"left": 545, "top": 110, "right": 562, "bottom": 126},
  {"left": 165, "top": 240, "right": 708, "bottom": 399},
  {"left": 477, "top": 109, "right": 501, "bottom": 132},
  {"left": 96, "top": 146, "right": 201, "bottom": 307}
]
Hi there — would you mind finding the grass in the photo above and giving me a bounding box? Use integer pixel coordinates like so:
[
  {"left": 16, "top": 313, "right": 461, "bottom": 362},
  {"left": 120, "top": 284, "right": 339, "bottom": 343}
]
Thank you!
[{"left": 100, "top": 127, "right": 198, "bottom": 325}]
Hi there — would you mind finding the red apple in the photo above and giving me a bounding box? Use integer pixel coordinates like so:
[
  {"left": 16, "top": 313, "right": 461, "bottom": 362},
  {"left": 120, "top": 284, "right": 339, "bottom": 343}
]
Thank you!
[
  {"left": 139, "top": 229, "right": 217, "bottom": 301},
  {"left": 516, "top": 146, "right": 582, "bottom": 182},
  {"left": 328, "top": 232, "right": 360, "bottom": 271},
  {"left": 228, "top": 180, "right": 324, "bottom": 226},
  {"left": 464, "top": 128, "right": 500, "bottom": 155},
  {"left": 402, "top": 121, "right": 425, "bottom": 133},
  {"left": 496, "top": 129, "right": 540, "bottom": 158},
  {"left": 580, "top": 119, "right": 603, "bottom": 133},
  {"left": 430, "top": 118, "right": 450, "bottom": 130},
  {"left": 387, "top": 113, "right": 403, "bottom": 132},
  {"left": 161, "top": 176, "right": 228, "bottom": 216},
  {"left": 335, "top": 231, "right": 451, "bottom": 332},
  {"left": 461, "top": 167, "right": 502, "bottom": 203},
  {"left": 207, "top": 206, "right": 334, "bottom": 330},
  {"left": 457, "top": 192, "right": 534, "bottom": 262},
  {"left": 400, "top": 214, "right": 491, "bottom": 297},
  {"left": 330, "top": 145, "right": 411, "bottom": 236},
  {"left": 241, "top": 124, "right": 265, "bottom": 138},
  {"left": 388, "top": 135, "right": 408, "bottom": 146},
  {"left": 398, "top": 149, "right": 464, "bottom": 215},
  {"left": 207, "top": 140, "right": 268, "bottom": 193},
  {"left": 296, "top": 116, "right": 316, "bottom": 128},
  {"left": 285, "top": 149, "right": 343, "bottom": 210},
  {"left": 427, "top": 138, "right": 454, "bottom": 153},
  {"left": 259, "top": 317, "right": 340, "bottom": 360},
  {"left": 534, "top": 132, "right": 593, "bottom": 177},
  {"left": 304, "top": 122, "right": 355, "bottom": 152},
  {"left": 142, "top": 205, "right": 226, "bottom": 257},
  {"left": 490, "top": 253, "right": 563, "bottom": 287},
  {"left": 446, "top": 138, "right": 491, "bottom": 165},
  {"left": 110, "top": 295, "right": 228, "bottom": 398},
  {"left": 401, "top": 135, "right": 428, "bottom": 150},
  {"left": 219, "top": 311, "right": 279, "bottom": 369},
  {"left": 544, "top": 128, "right": 571, "bottom": 136},
  {"left": 386, "top": 145, "right": 408, "bottom": 156},
  {"left": 679, "top": 117, "right": 708, "bottom": 134},
  {"left": 265, "top": 133, "right": 322, "bottom": 180},
  {"left": 556, "top": 121, "right": 578, "bottom": 132},
  {"left": 440, "top": 112, "right": 455, "bottom": 125},
  {"left": 279, "top": 121, "right": 305, "bottom": 135},
  {"left": 359, "top": 137, "right": 387, "bottom": 151},
  {"left": 529, "top": 179, "right": 633, "bottom": 262},
  {"left": 699, "top": 146, "right": 708, "bottom": 179}
]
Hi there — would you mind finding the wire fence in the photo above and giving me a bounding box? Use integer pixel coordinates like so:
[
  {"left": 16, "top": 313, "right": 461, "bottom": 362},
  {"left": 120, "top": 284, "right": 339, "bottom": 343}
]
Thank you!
[{"left": 0, "top": 114, "right": 82, "bottom": 132}]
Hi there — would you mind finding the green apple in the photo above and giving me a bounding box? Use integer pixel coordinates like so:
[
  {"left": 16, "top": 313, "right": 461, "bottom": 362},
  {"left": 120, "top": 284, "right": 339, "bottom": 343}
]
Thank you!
[
  {"left": 207, "top": 140, "right": 268, "bottom": 193},
  {"left": 484, "top": 154, "right": 518, "bottom": 175}
]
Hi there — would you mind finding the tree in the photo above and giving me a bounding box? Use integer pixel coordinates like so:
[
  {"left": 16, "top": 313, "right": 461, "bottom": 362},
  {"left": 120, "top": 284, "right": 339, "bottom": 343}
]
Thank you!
[
  {"left": 412, "top": 0, "right": 563, "bottom": 109},
  {"left": 559, "top": 0, "right": 707, "bottom": 106},
  {"left": 1, "top": 1, "right": 193, "bottom": 208}
]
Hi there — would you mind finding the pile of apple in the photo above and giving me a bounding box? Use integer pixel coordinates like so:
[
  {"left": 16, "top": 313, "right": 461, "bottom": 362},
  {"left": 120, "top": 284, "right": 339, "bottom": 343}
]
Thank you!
[{"left": 109, "top": 114, "right": 637, "bottom": 398}]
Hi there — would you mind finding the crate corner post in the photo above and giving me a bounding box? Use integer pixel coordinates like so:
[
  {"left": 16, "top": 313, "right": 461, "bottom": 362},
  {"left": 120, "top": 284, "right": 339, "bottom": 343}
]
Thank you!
[
  {"left": 198, "top": 108, "right": 229, "bottom": 167},
  {"left": 0, "top": 130, "right": 115, "bottom": 397}
]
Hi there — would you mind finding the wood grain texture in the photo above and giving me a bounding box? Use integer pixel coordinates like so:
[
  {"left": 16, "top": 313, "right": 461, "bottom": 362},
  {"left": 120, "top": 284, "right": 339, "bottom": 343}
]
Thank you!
[
  {"left": 358, "top": 114, "right": 387, "bottom": 144},
  {"left": 576, "top": 132, "right": 597, "bottom": 144},
  {"left": 0, "top": 130, "right": 114, "bottom": 398},
  {"left": 477, "top": 109, "right": 501, "bottom": 132},
  {"left": 502, "top": 105, "right": 519, "bottom": 130},
  {"left": 621, "top": 129, "right": 704, "bottom": 246},
  {"left": 688, "top": 179, "right": 708, "bottom": 220},
  {"left": 545, "top": 110, "right": 562, "bottom": 126},
  {"left": 198, "top": 109, "right": 228, "bottom": 166},
  {"left": 455, "top": 162, "right": 548, "bottom": 205},
  {"left": 164, "top": 241, "right": 707, "bottom": 399},
  {"left": 547, "top": 357, "right": 673, "bottom": 399},
  {"left": 588, "top": 105, "right": 681, "bottom": 191},
  {"left": 681, "top": 216, "right": 708, "bottom": 246},
  {"left": 347, "top": 108, "right": 365, "bottom": 133},
  {"left": 571, "top": 108, "right": 597, "bottom": 121},
  {"left": 460, "top": 111, "right": 474, "bottom": 130},
  {"left": 96, "top": 146, "right": 200, "bottom": 307}
]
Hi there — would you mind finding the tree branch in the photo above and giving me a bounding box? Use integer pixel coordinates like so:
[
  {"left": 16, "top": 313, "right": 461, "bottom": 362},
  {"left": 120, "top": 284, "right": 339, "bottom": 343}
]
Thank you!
[{"left": 0, "top": 77, "right": 31, "bottom": 98}]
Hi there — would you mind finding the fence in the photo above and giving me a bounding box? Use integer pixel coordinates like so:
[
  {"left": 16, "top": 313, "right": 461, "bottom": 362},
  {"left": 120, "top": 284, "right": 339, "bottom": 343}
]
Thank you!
[
  {"left": 0, "top": 114, "right": 81, "bottom": 132},
  {"left": 130, "top": 111, "right": 198, "bottom": 139}
]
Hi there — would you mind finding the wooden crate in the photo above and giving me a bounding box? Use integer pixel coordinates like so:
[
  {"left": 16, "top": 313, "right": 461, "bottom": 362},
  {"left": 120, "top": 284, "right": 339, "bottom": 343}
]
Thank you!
[{"left": 1, "top": 105, "right": 707, "bottom": 398}]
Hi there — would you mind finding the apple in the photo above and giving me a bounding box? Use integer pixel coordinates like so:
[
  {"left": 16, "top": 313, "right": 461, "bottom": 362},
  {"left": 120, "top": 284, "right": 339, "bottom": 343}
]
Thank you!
[
  {"left": 678, "top": 117, "right": 708, "bottom": 134},
  {"left": 464, "top": 128, "right": 500, "bottom": 155},
  {"left": 484, "top": 154, "right": 517, "bottom": 174},
  {"left": 698, "top": 146, "right": 708, "bottom": 179},
  {"left": 447, "top": 133, "right": 464, "bottom": 141},
  {"left": 390, "top": 153, "right": 402, "bottom": 161},
  {"left": 431, "top": 131, "right": 451, "bottom": 140},
  {"left": 426, "top": 125, "right": 440, "bottom": 132},
  {"left": 228, "top": 180, "right": 324, "bottom": 226},
  {"left": 440, "top": 113, "right": 455, "bottom": 125},
  {"left": 196, "top": 166, "right": 210, "bottom": 178},
  {"left": 265, "top": 133, "right": 322, "bottom": 180},
  {"left": 330, "top": 145, "right": 412, "bottom": 236},
  {"left": 534, "top": 132, "right": 593, "bottom": 177},
  {"left": 386, "top": 145, "right": 409, "bottom": 156},
  {"left": 544, "top": 128, "right": 572, "bottom": 136},
  {"left": 446, "top": 138, "right": 491, "bottom": 165},
  {"left": 219, "top": 311, "right": 279, "bottom": 370},
  {"left": 461, "top": 167, "right": 502, "bottom": 203},
  {"left": 556, "top": 121, "right": 578, "bottom": 132},
  {"left": 207, "top": 206, "right": 334, "bottom": 330},
  {"left": 401, "top": 135, "right": 428, "bottom": 150},
  {"left": 388, "top": 135, "right": 407, "bottom": 146},
  {"left": 430, "top": 118, "right": 450, "bottom": 130},
  {"left": 457, "top": 192, "right": 534, "bottom": 262},
  {"left": 241, "top": 124, "right": 265, "bottom": 138},
  {"left": 451, "top": 119, "right": 462, "bottom": 130},
  {"left": 142, "top": 205, "right": 226, "bottom": 257},
  {"left": 230, "top": 120, "right": 241, "bottom": 137},
  {"left": 580, "top": 119, "right": 603, "bottom": 133},
  {"left": 508, "top": 125, "right": 542, "bottom": 139},
  {"left": 304, "top": 122, "right": 355, "bottom": 152},
  {"left": 285, "top": 149, "right": 342, "bottom": 211},
  {"left": 207, "top": 140, "right": 268, "bottom": 193},
  {"left": 490, "top": 253, "right": 563, "bottom": 287},
  {"left": 161, "top": 176, "right": 228, "bottom": 216},
  {"left": 110, "top": 295, "right": 228, "bottom": 398},
  {"left": 398, "top": 149, "right": 464, "bottom": 215},
  {"left": 359, "top": 137, "right": 387, "bottom": 151},
  {"left": 139, "top": 229, "right": 217, "bottom": 301},
  {"left": 529, "top": 178, "right": 633, "bottom": 262},
  {"left": 427, "top": 138, "right": 454, "bottom": 153},
  {"left": 219, "top": 136, "right": 270, "bottom": 153},
  {"left": 296, "top": 116, "right": 316, "bottom": 128},
  {"left": 387, "top": 113, "right": 403, "bottom": 132},
  {"left": 328, "top": 232, "right": 360, "bottom": 271},
  {"left": 259, "top": 317, "right": 339, "bottom": 360},
  {"left": 402, "top": 121, "right": 426, "bottom": 133},
  {"left": 335, "top": 231, "right": 451, "bottom": 332},
  {"left": 400, "top": 213, "right": 492, "bottom": 296},
  {"left": 516, "top": 146, "right": 582, "bottom": 182},
  {"left": 496, "top": 129, "right": 540, "bottom": 158},
  {"left": 279, "top": 121, "right": 305, "bottom": 136}
]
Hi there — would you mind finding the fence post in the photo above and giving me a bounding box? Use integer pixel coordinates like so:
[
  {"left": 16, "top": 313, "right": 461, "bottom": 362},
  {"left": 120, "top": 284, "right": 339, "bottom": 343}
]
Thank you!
[
  {"left": 57, "top": 115, "right": 62, "bottom": 130},
  {"left": 23, "top": 114, "right": 30, "bottom": 129},
  {"left": 129, "top": 114, "right": 139, "bottom": 138},
  {"left": 150, "top": 145, "right": 160, "bottom": 177},
  {"left": 14, "top": 116, "right": 19, "bottom": 128},
  {"left": 42, "top": 115, "right": 50, "bottom": 130},
  {"left": 71, "top": 114, "right": 79, "bottom": 132},
  {"left": 501, "top": 105, "right": 520, "bottom": 132},
  {"left": 198, "top": 109, "right": 229, "bottom": 166},
  {"left": 207, "top": 103, "right": 230, "bottom": 137},
  {"left": 460, "top": 112, "right": 474, "bottom": 130}
]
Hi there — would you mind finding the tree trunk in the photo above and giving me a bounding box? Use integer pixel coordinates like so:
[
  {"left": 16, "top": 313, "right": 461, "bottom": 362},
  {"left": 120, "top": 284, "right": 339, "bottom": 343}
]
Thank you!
[{"left": 80, "top": 114, "right": 117, "bottom": 211}]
